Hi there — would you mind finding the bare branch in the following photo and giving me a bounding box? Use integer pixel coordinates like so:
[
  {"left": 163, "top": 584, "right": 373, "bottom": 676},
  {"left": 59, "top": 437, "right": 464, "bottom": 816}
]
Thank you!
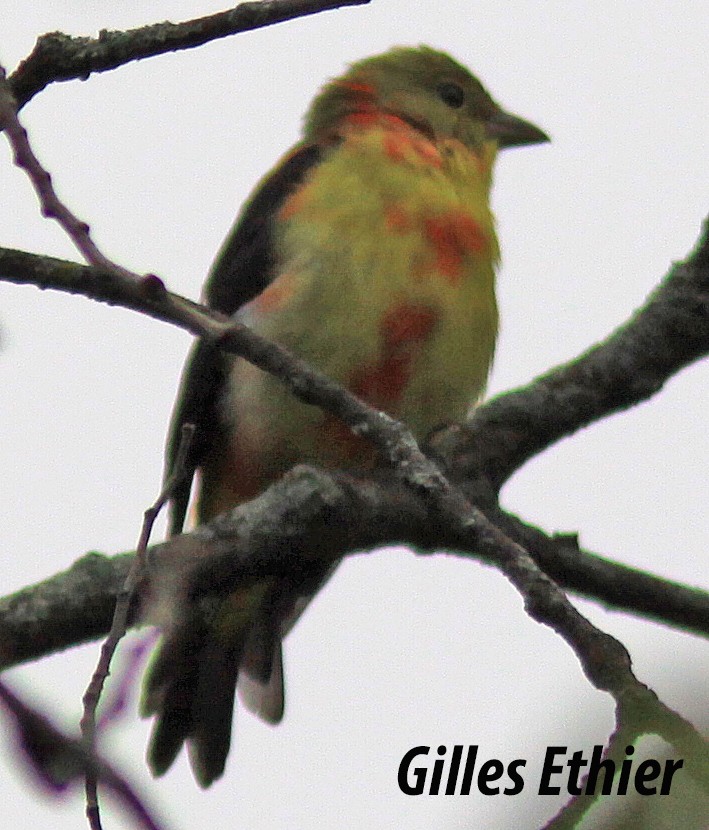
[
  {"left": 2, "top": 468, "right": 707, "bottom": 793},
  {"left": 0, "top": 246, "right": 446, "bottom": 480},
  {"left": 0, "top": 551, "right": 134, "bottom": 670},
  {"left": 1, "top": 226, "right": 708, "bottom": 647},
  {"left": 79, "top": 425, "right": 195, "bottom": 830},
  {"left": 136, "top": 472, "right": 709, "bottom": 799},
  {"left": 0, "top": 467, "right": 706, "bottom": 676},
  {"left": 490, "top": 509, "right": 709, "bottom": 637},
  {"left": 0, "top": 67, "right": 143, "bottom": 280},
  {"left": 429, "top": 216, "right": 709, "bottom": 492},
  {"left": 8, "top": 0, "right": 371, "bottom": 110},
  {"left": 134, "top": 468, "right": 640, "bottom": 706},
  {"left": 2, "top": 217, "right": 708, "bottom": 497},
  {"left": 486, "top": 508, "right": 709, "bottom": 637}
]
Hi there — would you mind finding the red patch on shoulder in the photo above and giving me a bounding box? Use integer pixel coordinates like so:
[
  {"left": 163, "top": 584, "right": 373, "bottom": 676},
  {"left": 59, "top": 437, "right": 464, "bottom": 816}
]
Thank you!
[
  {"left": 423, "top": 212, "right": 487, "bottom": 284},
  {"left": 252, "top": 272, "right": 296, "bottom": 314},
  {"left": 279, "top": 182, "right": 312, "bottom": 221}
]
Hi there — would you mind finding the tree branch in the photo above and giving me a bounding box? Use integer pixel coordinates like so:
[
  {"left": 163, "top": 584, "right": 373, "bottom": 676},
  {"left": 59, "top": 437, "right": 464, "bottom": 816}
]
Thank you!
[
  {"left": 2, "top": 216, "right": 709, "bottom": 498},
  {"left": 0, "top": 551, "right": 134, "bottom": 670},
  {"left": 1, "top": 232, "right": 708, "bottom": 645},
  {"left": 8, "top": 0, "right": 371, "bottom": 110},
  {"left": 429, "top": 216, "right": 709, "bottom": 493},
  {"left": 491, "top": 509, "right": 709, "bottom": 637},
  {"left": 0, "top": 66, "right": 146, "bottom": 278},
  {"left": 1, "top": 466, "right": 706, "bottom": 676},
  {"left": 2, "top": 468, "right": 706, "bottom": 798}
]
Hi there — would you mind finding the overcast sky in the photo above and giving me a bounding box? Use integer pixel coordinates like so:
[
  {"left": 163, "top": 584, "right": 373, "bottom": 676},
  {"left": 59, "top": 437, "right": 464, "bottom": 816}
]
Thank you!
[{"left": 1, "top": 2, "right": 707, "bottom": 829}]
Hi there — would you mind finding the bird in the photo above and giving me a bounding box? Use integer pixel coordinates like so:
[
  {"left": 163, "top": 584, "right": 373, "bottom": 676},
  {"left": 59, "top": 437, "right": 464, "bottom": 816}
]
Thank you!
[{"left": 141, "top": 45, "right": 549, "bottom": 787}]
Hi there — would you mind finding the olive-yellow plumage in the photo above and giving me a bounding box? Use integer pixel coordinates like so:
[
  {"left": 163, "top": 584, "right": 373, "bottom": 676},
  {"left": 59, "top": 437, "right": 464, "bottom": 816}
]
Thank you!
[{"left": 142, "top": 45, "right": 548, "bottom": 787}]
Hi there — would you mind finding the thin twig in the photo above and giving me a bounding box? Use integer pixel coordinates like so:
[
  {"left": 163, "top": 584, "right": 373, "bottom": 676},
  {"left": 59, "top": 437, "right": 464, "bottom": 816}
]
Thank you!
[
  {"left": 0, "top": 66, "right": 142, "bottom": 282},
  {"left": 541, "top": 723, "right": 640, "bottom": 830},
  {"left": 80, "top": 425, "right": 194, "bottom": 830}
]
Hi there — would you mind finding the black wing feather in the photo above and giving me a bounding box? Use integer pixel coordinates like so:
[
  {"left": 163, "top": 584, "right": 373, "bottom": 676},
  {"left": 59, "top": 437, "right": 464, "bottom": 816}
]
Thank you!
[
  {"left": 151, "top": 142, "right": 326, "bottom": 786},
  {"left": 165, "top": 143, "right": 323, "bottom": 535}
]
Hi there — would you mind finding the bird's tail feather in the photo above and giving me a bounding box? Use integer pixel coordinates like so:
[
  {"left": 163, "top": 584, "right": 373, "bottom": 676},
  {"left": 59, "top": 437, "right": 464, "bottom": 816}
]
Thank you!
[{"left": 142, "top": 592, "right": 284, "bottom": 787}]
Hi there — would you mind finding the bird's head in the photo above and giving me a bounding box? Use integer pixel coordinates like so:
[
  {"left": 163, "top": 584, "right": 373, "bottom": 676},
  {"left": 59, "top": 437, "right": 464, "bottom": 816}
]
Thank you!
[{"left": 303, "top": 45, "right": 549, "bottom": 154}]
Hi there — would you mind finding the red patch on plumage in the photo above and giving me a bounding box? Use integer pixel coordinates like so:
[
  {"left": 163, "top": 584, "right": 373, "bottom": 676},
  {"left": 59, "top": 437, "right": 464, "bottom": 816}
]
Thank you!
[
  {"left": 380, "top": 121, "right": 441, "bottom": 167},
  {"left": 318, "top": 416, "right": 373, "bottom": 464},
  {"left": 336, "top": 80, "right": 376, "bottom": 98},
  {"left": 381, "top": 303, "right": 438, "bottom": 348},
  {"left": 200, "top": 436, "right": 264, "bottom": 519},
  {"left": 384, "top": 203, "right": 412, "bottom": 234},
  {"left": 382, "top": 129, "right": 412, "bottom": 163},
  {"left": 279, "top": 183, "right": 311, "bottom": 221},
  {"left": 317, "top": 303, "right": 438, "bottom": 461},
  {"left": 423, "top": 212, "right": 488, "bottom": 284},
  {"left": 342, "top": 110, "right": 441, "bottom": 168},
  {"left": 344, "top": 111, "right": 381, "bottom": 130},
  {"left": 253, "top": 272, "right": 296, "bottom": 313},
  {"left": 344, "top": 111, "right": 404, "bottom": 132},
  {"left": 413, "top": 138, "right": 443, "bottom": 167},
  {"left": 351, "top": 302, "right": 438, "bottom": 409}
]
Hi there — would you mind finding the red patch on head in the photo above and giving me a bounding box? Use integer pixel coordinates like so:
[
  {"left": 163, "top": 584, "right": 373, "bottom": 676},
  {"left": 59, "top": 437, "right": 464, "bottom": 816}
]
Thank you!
[
  {"left": 344, "top": 110, "right": 380, "bottom": 130},
  {"left": 341, "top": 109, "right": 441, "bottom": 168},
  {"left": 382, "top": 129, "right": 413, "bottom": 163},
  {"left": 423, "top": 212, "right": 488, "bottom": 284},
  {"left": 415, "top": 139, "right": 443, "bottom": 167},
  {"left": 336, "top": 79, "right": 376, "bottom": 99},
  {"left": 380, "top": 120, "right": 441, "bottom": 167}
]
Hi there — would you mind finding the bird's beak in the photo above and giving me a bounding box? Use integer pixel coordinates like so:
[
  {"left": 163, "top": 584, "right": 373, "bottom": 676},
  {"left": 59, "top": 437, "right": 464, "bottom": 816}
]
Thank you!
[{"left": 485, "top": 108, "right": 550, "bottom": 148}]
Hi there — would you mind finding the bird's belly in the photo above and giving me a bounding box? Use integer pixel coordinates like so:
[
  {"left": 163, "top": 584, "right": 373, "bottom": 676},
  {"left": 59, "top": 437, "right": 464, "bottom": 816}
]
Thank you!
[{"left": 217, "top": 266, "right": 496, "bottom": 504}]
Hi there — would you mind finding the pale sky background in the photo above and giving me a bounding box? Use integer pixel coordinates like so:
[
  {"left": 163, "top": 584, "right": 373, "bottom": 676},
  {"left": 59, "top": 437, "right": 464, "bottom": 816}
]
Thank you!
[{"left": 0, "top": 2, "right": 707, "bottom": 829}]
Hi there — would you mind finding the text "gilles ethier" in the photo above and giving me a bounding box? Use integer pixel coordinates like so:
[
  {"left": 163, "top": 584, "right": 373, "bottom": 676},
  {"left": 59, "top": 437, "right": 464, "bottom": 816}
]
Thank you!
[{"left": 398, "top": 745, "right": 683, "bottom": 796}]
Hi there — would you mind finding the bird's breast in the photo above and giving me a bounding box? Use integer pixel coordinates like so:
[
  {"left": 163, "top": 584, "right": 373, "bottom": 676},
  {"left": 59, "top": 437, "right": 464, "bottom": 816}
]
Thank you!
[{"left": 220, "top": 123, "right": 499, "bottom": 499}]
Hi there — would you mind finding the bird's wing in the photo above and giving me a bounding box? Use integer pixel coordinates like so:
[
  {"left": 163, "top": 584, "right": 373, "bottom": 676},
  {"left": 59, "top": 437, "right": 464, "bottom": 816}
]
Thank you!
[
  {"left": 147, "top": 143, "right": 329, "bottom": 786},
  {"left": 164, "top": 143, "right": 324, "bottom": 535}
]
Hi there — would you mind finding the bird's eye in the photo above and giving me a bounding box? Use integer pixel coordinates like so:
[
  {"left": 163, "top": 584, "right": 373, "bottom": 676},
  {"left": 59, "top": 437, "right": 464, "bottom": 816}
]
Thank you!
[{"left": 437, "top": 82, "right": 465, "bottom": 109}]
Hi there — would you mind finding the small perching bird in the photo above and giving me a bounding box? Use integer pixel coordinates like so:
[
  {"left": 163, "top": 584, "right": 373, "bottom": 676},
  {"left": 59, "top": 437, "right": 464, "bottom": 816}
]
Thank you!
[{"left": 141, "top": 45, "right": 549, "bottom": 787}]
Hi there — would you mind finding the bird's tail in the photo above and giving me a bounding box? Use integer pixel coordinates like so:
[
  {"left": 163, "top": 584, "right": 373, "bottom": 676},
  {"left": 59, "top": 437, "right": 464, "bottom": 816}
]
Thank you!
[{"left": 141, "top": 584, "right": 284, "bottom": 788}]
